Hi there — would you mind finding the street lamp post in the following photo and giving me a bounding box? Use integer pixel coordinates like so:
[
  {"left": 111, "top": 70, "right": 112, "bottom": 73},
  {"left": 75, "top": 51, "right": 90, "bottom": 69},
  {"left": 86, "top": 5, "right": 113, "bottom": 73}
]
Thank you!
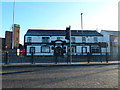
[
  {"left": 12, "top": 0, "right": 15, "bottom": 49},
  {"left": 69, "top": 26, "right": 72, "bottom": 64},
  {"left": 81, "top": 13, "right": 83, "bottom": 30}
]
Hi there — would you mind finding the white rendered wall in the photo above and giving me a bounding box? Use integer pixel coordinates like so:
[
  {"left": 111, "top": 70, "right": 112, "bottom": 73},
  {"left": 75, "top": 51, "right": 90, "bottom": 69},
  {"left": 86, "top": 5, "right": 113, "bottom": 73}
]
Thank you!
[
  {"left": 25, "top": 35, "right": 103, "bottom": 43},
  {"left": 27, "top": 45, "right": 41, "bottom": 55},
  {"left": 100, "top": 31, "right": 110, "bottom": 53},
  {"left": 32, "top": 36, "right": 41, "bottom": 43},
  {"left": 26, "top": 45, "right": 54, "bottom": 56},
  {"left": 101, "top": 48, "right": 106, "bottom": 54},
  {"left": 25, "top": 34, "right": 104, "bottom": 56},
  {"left": 76, "top": 46, "right": 89, "bottom": 53}
]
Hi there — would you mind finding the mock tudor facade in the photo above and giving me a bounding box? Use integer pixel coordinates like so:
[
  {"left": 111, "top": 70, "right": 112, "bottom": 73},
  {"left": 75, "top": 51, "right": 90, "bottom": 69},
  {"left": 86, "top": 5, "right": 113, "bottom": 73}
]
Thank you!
[{"left": 24, "top": 29, "right": 107, "bottom": 56}]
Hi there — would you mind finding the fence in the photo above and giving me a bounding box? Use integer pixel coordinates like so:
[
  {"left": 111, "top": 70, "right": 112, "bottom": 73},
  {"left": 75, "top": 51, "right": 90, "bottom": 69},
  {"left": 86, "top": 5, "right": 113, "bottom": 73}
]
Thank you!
[{"left": 1, "top": 51, "right": 112, "bottom": 64}]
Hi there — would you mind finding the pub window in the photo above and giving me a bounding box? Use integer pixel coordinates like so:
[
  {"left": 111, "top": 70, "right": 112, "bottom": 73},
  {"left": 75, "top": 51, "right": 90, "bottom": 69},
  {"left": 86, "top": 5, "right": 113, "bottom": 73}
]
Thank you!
[
  {"left": 91, "top": 46, "right": 100, "bottom": 53},
  {"left": 41, "top": 46, "right": 50, "bottom": 53},
  {"left": 30, "top": 47, "right": 35, "bottom": 54},
  {"left": 82, "top": 37, "right": 86, "bottom": 43},
  {"left": 42, "top": 37, "right": 49, "bottom": 43},
  {"left": 57, "top": 37, "right": 61, "bottom": 40},
  {"left": 68, "top": 46, "right": 76, "bottom": 53},
  {"left": 71, "top": 37, "right": 75, "bottom": 43},
  {"left": 72, "top": 46, "right": 76, "bottom": 53},
  {"left": 94, "top": 37, "right": 98, "bottom": 42},
  {"left": 27, "top": 37, "right": 31, "bottom": 42},
  {"left": 57, "top": 37, "right": 63, "bottom": 40}
]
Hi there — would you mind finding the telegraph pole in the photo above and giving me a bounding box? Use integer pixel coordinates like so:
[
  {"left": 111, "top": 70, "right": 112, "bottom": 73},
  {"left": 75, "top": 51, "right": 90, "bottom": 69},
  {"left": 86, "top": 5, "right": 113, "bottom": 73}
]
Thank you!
[
  {"left": 12, "top": 0, "right": 15, "bottom": 49},
  {"left": 65, "top": 25, "right": 72, "bottom": 64}
]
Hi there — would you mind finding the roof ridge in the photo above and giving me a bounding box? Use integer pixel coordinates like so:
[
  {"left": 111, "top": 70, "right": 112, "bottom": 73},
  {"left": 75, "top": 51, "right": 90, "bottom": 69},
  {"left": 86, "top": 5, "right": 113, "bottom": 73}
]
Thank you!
[
  {"left": 28, "top": 29, "right": 97, "bottom": 31},
  {"left": 25, "top": 29, "right": 103, "bottom": 36}
]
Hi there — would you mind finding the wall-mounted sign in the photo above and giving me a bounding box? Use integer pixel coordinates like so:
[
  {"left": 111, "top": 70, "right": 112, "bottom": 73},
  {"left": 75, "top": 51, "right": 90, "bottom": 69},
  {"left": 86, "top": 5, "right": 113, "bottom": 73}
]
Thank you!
[{"left": 55, "top": 41, "right": 62, "bottom": 43}]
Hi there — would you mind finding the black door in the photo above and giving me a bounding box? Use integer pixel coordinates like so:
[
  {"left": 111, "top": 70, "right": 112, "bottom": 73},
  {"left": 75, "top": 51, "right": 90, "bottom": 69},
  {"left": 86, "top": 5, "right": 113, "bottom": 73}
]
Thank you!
[{"left": 54, "top": 46, "right": 63, "bottom": 56}]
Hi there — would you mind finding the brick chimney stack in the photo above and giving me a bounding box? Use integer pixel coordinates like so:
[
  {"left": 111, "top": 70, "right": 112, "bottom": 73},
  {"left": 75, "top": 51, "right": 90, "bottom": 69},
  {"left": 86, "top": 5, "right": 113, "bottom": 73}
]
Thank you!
[{"left": 12, "top": 24, "right": 20, "bottom": 49}]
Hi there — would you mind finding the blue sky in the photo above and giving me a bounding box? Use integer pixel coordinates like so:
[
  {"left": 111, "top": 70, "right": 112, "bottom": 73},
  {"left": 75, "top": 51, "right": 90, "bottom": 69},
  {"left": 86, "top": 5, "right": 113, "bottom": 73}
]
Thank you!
[{"left": 1, "top": 0, "right": 119, "bottom": 44}]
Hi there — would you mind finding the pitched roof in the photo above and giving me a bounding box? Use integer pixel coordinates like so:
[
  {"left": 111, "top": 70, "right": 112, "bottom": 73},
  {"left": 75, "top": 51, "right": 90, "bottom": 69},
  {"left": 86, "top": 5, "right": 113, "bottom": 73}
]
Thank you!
[
  {"left": 101, "top": 30, "right": 120, "bottom": 36},
  {"left": 25, "top": 29, "right": 103, "bottom": 36}
]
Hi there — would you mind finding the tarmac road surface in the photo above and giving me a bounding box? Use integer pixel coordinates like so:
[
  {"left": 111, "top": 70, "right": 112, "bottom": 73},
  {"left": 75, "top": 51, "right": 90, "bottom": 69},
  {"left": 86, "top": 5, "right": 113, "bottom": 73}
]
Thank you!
[{"left": 2, "top": 64, "right": 119, "bottom": 88}]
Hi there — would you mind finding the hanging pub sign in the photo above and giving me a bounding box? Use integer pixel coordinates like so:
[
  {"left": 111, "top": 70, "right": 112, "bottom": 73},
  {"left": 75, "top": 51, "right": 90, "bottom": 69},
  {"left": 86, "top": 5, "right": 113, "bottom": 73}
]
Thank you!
[{"left": 51, "top": 40, "right": 66, "bottom": 45}]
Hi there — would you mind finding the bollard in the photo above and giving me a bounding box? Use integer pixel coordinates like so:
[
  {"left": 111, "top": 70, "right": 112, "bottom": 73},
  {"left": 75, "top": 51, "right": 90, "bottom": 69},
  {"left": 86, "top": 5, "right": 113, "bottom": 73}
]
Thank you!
[
  {"left": 106, "top": 52, "right": 108, "bottom": 63},
  {"left": 67, "top": 56, "right": 68, "bottom": 64},
  {"left": 54, "top": 55, "right": 58, "bottom": 64},
  {"left": 5, "top": 52, "right": 8, "bottom": 64},
  {"left": 67, "top": 55, "right": 69, "bottom": 64},
  {"left": 100, "top": 53, "right": 102, "bottom": 63},
  {"left": 31, "top": 52, "right": 34, "bottom": 64},
  {"left": 87, "top": 52, "right": 90, "bottom": 63}
]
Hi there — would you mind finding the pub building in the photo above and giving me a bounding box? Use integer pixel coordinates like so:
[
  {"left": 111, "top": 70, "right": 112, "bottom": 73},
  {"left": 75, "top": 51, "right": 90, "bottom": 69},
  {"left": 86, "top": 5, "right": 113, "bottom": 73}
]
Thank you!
[{"left": 24, "top": 29, "right": 107, "bottom": 56}]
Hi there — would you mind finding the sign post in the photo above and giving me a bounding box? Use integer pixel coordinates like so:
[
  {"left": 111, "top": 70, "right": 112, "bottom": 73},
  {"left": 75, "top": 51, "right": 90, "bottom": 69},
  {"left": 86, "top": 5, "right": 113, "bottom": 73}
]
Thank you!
[
  {"left": 30, "top": 47, "right": 35, "bottom": 64},
  {"left": 69, "top": 27, "right": 72, "bottom": 64},
  {"left": 65, "top": 26, "right": 72, "bottom": 64}
]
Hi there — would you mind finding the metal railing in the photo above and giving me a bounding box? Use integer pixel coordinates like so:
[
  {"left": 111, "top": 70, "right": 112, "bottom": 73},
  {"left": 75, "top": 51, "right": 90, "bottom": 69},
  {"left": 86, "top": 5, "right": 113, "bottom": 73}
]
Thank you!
[{"left": 1, "top": 51, "right": 114, "bottom": 64}]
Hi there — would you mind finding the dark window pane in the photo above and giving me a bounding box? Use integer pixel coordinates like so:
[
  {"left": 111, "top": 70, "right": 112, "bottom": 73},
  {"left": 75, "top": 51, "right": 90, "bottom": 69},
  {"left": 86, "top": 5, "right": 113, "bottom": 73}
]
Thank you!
[
  {"left": 27, "top": 37, "right": 31, "bottom": 42},
  {"left": 82, "top": 37, "right": 86, "bottom": 43},
  {"left": 41, "top": 46, "right": 50, "bottom": 53},
  {"left": 42, "top": 37, "right": 49, "bottom": 43}
]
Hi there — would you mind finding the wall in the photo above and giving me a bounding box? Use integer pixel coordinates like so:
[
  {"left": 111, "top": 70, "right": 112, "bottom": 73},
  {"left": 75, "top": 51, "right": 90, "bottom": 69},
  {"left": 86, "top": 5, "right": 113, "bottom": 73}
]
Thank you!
[
  {"left": 0, "top": 38, "right": 2, "bottom": 51},
  {"left": 25, "top": 35, "right": 103, "bottom": 43},
  {"left": 26, "top": 45, "right": 54, "bottom": 56},
  {"left": 25, "top": 35, "right": 104, "bottom": 56},
  {"left": 100, "top": 31, "right": 110, "bottom": 53},
  {"left": 110, "top": 35, "right": 119, "bottom": 58},
  {"left": 13, "top": 26, "right": 20, "bottom": 48},
  {"left": 5, "top": 31, "right": 12, "bottom": 49}
]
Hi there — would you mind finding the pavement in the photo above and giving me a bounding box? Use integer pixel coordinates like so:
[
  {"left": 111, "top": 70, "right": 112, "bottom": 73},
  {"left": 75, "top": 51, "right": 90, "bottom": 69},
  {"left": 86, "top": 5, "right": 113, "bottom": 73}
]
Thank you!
[{"left": 1, "top": 60, "right": 119, "bottom": 67}]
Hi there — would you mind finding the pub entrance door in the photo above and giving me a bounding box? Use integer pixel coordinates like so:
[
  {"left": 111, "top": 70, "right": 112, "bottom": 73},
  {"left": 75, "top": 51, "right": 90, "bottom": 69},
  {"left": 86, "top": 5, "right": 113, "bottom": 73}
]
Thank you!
[{"left": 54, "top": 46, "right": 63, "bottom": 56}]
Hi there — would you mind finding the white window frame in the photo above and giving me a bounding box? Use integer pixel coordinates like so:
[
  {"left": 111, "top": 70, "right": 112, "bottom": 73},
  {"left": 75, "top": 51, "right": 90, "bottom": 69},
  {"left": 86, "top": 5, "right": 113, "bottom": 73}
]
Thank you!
[
  {"left": 42, "top": 37, "right": 50, "bottom": 43},
  {"left": 94, "top": 37, "right": 98, "bottom": 42},
  {"left": 91, "top": 45, "right": 100, "bottom": 53},
  {"left": 82, "top": 37, "right": 86, "bottom": 43},
  {"left": 41, "top": 46, "right": 50, "bottom": 53},
  {"left": 71, "top": 37, "right": 75, "bottom": 43},
  {"left": 57, "top": 37, "right": 61, "bottom": 40},
  {"left": 27, "top": 37, "right": 31, "bottom": 43}
]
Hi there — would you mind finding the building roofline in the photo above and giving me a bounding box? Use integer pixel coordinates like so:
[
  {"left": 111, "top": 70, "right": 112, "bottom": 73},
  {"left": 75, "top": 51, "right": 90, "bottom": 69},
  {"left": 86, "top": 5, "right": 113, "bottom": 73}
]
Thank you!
[
  {"left": 101, "top": 30, "right": 119, "bottom": 32},
  {"left": 25, "top": 29, "right": 103, "bottom": 36},
  {"left": 28, "top": 29, "right": 98, "bottom": 31}
]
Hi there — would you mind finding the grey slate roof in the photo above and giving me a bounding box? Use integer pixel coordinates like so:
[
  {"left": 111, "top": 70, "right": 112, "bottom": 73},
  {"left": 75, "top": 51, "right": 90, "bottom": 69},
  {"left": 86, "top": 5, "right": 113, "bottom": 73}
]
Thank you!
[{"left": 25, "top": 29, "right": 103, "bottom": 36}]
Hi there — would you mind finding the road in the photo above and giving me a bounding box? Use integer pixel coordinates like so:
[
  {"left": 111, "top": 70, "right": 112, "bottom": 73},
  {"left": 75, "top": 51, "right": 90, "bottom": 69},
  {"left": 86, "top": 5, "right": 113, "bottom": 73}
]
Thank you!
[{"left": 2, "top": 64, "right": 118, "bottom": 88}]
